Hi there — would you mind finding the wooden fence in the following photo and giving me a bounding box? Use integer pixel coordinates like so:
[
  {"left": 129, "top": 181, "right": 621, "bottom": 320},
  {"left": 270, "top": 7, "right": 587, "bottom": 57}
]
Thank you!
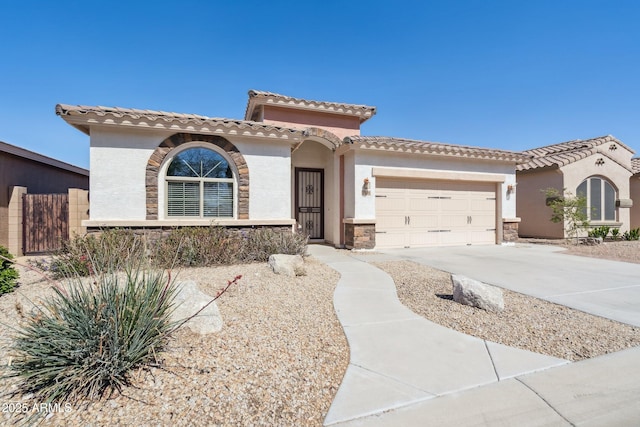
[{"left": 22, "top": 193, "right": 69, "bottom": 254}]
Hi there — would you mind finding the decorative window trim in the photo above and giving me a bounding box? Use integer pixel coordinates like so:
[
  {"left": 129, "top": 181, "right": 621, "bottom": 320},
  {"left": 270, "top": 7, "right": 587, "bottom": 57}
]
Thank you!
[
  {"left": 146, "top": 133, "right": 249, "bottom": 220},
  {"left": 164, "top": 145, "right": 237, "bottom": 218}
]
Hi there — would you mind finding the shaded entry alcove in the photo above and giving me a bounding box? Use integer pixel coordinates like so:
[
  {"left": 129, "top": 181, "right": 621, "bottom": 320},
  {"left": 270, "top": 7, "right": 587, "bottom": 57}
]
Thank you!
[{"left": 295, "top": 168, "right": 324, "bottom": 239}]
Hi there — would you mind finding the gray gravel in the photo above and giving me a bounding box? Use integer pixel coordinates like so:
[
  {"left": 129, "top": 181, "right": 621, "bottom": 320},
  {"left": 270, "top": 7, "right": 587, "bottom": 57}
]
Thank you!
[
  {"left": 1, "top": 241, "right": 639, "bottom": 425},
  {"left": 374, "top": 259, "right": 640, "bottom": 361},
  {"left": 0, "top": 258, "right": 347, "bottom": 426}
]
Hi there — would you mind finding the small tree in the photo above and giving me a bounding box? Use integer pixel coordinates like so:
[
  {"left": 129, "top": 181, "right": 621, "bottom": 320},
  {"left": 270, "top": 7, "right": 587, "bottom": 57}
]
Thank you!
[{"left": 543, "top": 188, "right": 590, "bottom": 244}]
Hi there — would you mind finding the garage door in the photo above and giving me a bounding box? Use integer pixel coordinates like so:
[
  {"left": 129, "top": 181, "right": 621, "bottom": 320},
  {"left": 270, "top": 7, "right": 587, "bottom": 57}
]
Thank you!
[{"left": 375, "top": 179, "right": 497, "bottom": 248}]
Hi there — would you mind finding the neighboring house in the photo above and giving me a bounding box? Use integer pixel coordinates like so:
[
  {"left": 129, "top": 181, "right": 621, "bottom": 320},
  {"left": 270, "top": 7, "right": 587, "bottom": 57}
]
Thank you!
[
  {"left": 56, "top": 90, "right": 527, "bottom": 250},
  {"left": 0, "top": 141, "right": 89, "bottom": 255},
  {"left": 632, "top": 158, "right": 640, "bottom": 229},
  {"left": 516, "top": 135, "right": 635, "bottom": 238}
]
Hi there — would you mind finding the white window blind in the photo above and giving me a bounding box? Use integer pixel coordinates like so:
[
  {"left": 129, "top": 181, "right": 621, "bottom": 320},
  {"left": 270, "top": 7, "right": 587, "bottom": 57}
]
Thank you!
[
  {"left": 203, "top": 182, "right": 233, "bottom": 217},
  {"left": 167, "top": 181, "right": 200, "bottom": 217}
]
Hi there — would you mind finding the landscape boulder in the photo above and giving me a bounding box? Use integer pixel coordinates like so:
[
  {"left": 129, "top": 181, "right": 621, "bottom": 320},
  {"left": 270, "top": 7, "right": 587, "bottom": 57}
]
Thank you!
[
  {"left": 268, "top": 254, "right": 305, "bottom": 277},
  {"left": 171, "top": 280, "right": 223, "bottom": 334},
  {"left": 452, "top": 274, "right": 504, "bottom": 312}
]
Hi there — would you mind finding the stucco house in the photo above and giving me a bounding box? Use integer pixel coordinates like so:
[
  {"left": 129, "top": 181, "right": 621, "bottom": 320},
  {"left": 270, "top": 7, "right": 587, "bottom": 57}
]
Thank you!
[
  {"left": 632, "top": 158, "right": 640, "bottom": 229},
  {"left": 56, "top": 90, "right": 527, "bottom": 249},
  {"left": 516, "top": 135, "right": 635, "bottom": 239}
]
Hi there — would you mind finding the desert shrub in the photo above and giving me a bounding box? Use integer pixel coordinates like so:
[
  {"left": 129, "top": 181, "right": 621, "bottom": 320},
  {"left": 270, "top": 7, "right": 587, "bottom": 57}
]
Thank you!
[
  {"left": 153, "top": 226, "right": 308, "bottom": 267},
  {"left": 47, "top": 226, "right": 308, "bottom": 272},
  {"left": 623, "top": 228, "right": 640, "bottom": 241},
  {"left": 4, "top": 268, "right": 178, "bottom": 403},
  {"left": 51, "top": 229, "right": 145, "bottom": 278},
  {"left": 153, "top": 226, "right": 242, "bottom": 267},
  {"left": 610, "top": 228, "right": 620, "bottom": 240},
  {"left": 588, "top": 226, "right": 610, "bottom": 239},
  {"left": 0, "top": 245, "right": 19, "bottom": 296},
  {"left": 240, "top": 228, "right": 308, "bottom": 262}
]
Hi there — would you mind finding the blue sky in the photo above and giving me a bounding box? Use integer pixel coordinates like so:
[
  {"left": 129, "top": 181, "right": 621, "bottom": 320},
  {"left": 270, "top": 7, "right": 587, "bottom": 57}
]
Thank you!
[{"left": 1, "top": 0, "right": 639, "bottom": 169}]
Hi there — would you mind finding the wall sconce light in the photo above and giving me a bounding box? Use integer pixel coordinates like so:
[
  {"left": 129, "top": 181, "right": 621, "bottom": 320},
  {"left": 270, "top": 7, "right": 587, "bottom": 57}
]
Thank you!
[
  {"left": 507, "top": 183, "right": 517, "bottom": 194},
  {"left": 362, "top": 178, "right": 371, "bottom": 196}
]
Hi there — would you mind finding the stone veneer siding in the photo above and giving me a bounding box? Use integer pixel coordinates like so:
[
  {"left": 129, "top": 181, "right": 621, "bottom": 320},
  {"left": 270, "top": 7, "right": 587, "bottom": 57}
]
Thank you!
[
  {"left": 344, "top": 223, "right": 376, "bottom": 249},
  {"left": 502, "top": 221, "right": 519, "bottom": 242},
  {"left": 145, "top": 133, "right": 249, "bottom": 220}
]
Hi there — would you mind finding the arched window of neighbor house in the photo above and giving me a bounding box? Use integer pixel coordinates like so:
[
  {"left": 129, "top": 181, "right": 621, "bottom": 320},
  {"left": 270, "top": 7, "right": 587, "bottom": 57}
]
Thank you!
[
  {"left": 576, "top": 177, "right": 616, "bottom": 221},
  {"left": 166, "top": 147, "right": 235, "bottom": 218}
]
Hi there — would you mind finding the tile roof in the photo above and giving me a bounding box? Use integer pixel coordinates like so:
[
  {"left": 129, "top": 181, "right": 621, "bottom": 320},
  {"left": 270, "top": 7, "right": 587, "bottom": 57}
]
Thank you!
[
  {"left": 55, "top": 104, "right": 303, "bottom": 139},
  {"left": 632, "top": 158, "right": 640, "bottom": 174},
  {"left": 345, "top": 136, "right": 531, "bottom": 163},
  {"left": 245, "top": 90, "right": 377, "bottom": 123},
  {"left": 517, "top": 135, "right": 635, "bottom": 171}
]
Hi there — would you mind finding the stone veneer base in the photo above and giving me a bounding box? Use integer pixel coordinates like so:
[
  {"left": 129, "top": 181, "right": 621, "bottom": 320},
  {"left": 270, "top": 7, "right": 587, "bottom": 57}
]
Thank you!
[
  {"left": 502, "top": 221, "right": 520, "bottom": 242},
  {"left": 344, "top": 223, "right": 376, "bottom": 250}
]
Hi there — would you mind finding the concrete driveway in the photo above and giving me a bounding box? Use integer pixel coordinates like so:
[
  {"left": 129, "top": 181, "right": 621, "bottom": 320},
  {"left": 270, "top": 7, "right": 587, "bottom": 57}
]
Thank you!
[{"left": 370, "top": 244, "right": 640, "bottom": 327}]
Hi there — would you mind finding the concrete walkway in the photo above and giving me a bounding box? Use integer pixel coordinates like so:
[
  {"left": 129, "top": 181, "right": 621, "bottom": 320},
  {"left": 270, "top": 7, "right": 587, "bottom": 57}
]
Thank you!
[
  {"left": 310, "top": 245, "right": 640, "bottom": 426},
  {"left": 365, "top": 244, "right": 640, "bottom": 327}
]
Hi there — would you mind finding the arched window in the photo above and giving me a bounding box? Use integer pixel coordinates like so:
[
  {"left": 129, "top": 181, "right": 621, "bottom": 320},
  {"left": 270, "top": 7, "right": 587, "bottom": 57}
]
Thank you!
[
  {"left": 576, "top": 177, "right": 616, "bottom": 222},
  {"left": 166, "top": 147, "right": 235, "bottom": 218}
]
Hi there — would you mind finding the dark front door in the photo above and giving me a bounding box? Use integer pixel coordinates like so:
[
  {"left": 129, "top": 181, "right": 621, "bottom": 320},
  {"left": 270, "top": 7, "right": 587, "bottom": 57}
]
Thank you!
[{"left": 296, "top": 168, "right": 324, "bottom": 239}]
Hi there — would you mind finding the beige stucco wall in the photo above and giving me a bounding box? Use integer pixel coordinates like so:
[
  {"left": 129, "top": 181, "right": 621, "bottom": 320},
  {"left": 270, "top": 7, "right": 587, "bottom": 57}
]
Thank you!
[
  {"left": 516, "top": 168, "right": 564, "bottom": 238},
  {"left": 631, "top": 174, "right": 640, "bottom": 229},
  {"left": 352, "top": 150, "right": 517, "bottom": 221},
  {"left": 90, "top": 127, "right": 166, "bottom": 221},
  {"left": 561, "top": 154, "right": 632, "bottom": 232},
  {"left": 342, "top": 151, "right": 356, "bottom": 219},
  {"left": 89, "top": 127, "right": 293, "bottom": 223},
  {"left": 291, "top": 140, "right": 338, "bottom": 244},
  {"left": 517, "top": 151, "right": 634, "bottom": 238},
  {"left": 262, "top": 106, "right": 361, "bottom": 140}
]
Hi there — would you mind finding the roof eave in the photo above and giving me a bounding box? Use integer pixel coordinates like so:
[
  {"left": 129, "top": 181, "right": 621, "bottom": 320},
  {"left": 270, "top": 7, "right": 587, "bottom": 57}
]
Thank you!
[
  {"left": 245, "top": 90, "right": 377, "bottom": 124},
  {"left": 0, "top": 140, "right": 89, "bottom": 175},
  {"left": 56, "top": 104, "right": 304, "bottom": 142},
  {"left": 55, "top": 105, "right": 91, "bottom": 135},
  {"left": 345, "top": 137, "right": 532, "bottom": 164}
]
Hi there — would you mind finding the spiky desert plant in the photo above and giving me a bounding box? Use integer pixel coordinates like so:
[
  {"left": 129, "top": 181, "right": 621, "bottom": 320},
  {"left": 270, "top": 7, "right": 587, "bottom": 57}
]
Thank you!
[{"left": 5, "top": 267, "right": 178, "bottom": 403}]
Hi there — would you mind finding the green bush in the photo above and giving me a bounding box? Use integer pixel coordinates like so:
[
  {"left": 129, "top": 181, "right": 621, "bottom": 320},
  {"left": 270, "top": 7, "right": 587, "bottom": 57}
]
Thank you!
[
  {"left": 610, "top": 228, "right": 620, "bottom": 240},
  {"left": 0, "top": 246, "right": 19, "bottom": 296},
  {"left": 5, "top": 268, "right": 178, "bottom": 403},
  {"left": 588, "top": 226, "right": 610, "bottom": 239},
  {"left": 623, "top": 228, "right": 640, "bottom": 241}
]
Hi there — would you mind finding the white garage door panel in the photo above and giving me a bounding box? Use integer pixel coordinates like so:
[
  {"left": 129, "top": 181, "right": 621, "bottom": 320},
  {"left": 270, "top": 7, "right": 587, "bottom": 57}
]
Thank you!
[
  {"left": 375, "top": 178, "right": 497, "bottom": 248},
  {"left": 409, "top": 230, "right": 440, "bottom": 247},
  {"left": 440, "top": 230, "right": 469, "bottom": 246}
]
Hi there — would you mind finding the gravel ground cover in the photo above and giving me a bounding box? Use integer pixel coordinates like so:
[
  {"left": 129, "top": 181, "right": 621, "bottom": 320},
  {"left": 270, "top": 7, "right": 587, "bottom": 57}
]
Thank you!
[
  {"left": 0, "top": 241, "right": 638, "bottom": 425},
  {"left": 0, "top": 258, "right": 347, "bottom": 426},
  {"left": 557, "top": 240, "right": 640, "bottom": 264},
  {"left": 374, "top": 253, "right": 640, "bottom": 362}
]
